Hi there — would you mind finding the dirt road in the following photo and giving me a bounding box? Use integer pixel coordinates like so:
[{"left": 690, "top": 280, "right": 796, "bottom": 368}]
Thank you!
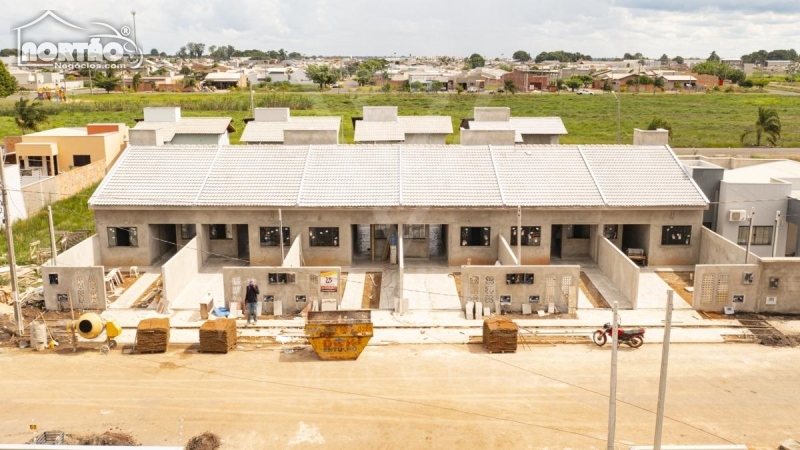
[{"left": 1, "top": 341, "right": 798, "bottom": 449}]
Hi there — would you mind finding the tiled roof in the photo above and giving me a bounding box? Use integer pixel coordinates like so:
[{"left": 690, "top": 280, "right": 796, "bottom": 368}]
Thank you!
[
  {"left": 353, "top": 121, "right": 405, "bottom": 142},
  {"left": 469, "top": 117, "right": 568, "bottom": 142},
  {"left": 240, "top": 117, "right": 341, "bottom": 143},
  {"left": 133, "top": 118, "right": 232, "bottom": 141},
  {"left": 398, "top": 116, "right": 454, "bottom": 135},
  {"left": 90, "top": 145, "right": 708, "bottom": 208}
]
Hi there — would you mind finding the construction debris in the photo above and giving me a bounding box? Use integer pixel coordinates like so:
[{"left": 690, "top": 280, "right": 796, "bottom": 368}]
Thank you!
[
  {"left": 135, "top": 317, "right": 170, "bottom": 353},
  {"left": 199, "top": 318, "right": 237, "bottom": 353},
  {"left": 185, "top": 431, "right": 222, "bottom": 450},
  {"left": 482, "top": 316, "right": 518, "bottom": 353}
]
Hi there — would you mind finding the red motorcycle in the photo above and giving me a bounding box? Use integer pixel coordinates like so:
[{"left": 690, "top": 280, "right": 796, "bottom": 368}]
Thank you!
[{"left": 592, "top": 322, "right": 645, "bottom": 348}]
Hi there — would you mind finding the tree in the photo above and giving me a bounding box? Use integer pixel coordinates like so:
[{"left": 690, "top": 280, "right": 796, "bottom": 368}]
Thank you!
[
  {"left": 13, "top": 98, "right": 48, "bottom": 134},
  {"left": 305, "top": 64, "right": 338, "bottom": 89},
  {"left": 278, "top": 49, "right": 287, "bottom": 61},
  {"left": 659, "top": 54, "right": 670, "bottom": 65},
  {"left": 355, "top": 67, "right": 373, "bottom": 86},
  {"left": 672, "top": 55, "right": 684, "bottom": 65},
  {"left": 498, "top": 63, "right": 513, "bottom": 72},
  {"left": 565, "top": 78, "right": 582, "bottom": 91},
  {"left": 512, "top": 50, "right": 531, "bottom": 62},
  {"left": 288, "top": 52, "right": 302, "bottom": 59},
  {"left": 132, "top": 73, "right": 142, "bottom": 91},
  {"left": 381, "top": 83, "right": 392, "bottom": 93},
  {"left": 647, "top": 116, "right": 672, "bottom": 139},
  {"left": 751, "top": 78, "right": 770, "bottom": 90},
  {"left": 177, "top": 46, "right": 188, "bottom": 58},
  {"left": 741, "top": 107, "right": 781, "bottom": 147},
  {"left": 397, "top": 80, "right": 411, "bottom": 93},
  {"left": 467, "top": 53, "right": 485, "bottom": 69},
  {"left": 0, "top": 60, "right": 18, "bottom": 98},
  {"left": 93, "top": 71, "right": 120, "bottom": 93},
  {"left": 707, "top": 51, "right": 721, "bottom": 62},
  {"left": 410, "top": 81, "right": 423, "bottom": 92},
  {"left": 0, "top": 48, "right": 18, "bottom": 57},
  {"left": 503, "top": 79, "right": 517, "bottom": 94},
  {"left": 180, "top": 66, "right": 192, "bottom": 75},
  {"left": 430, "top": 80, "right": 444, "bottom": 92},
  {"left": 150, "top": 48, "right": 159, "bottom": 56}
]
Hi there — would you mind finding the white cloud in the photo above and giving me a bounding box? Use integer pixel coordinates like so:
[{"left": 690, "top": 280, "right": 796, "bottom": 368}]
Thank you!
[{"left": 1, "top": 0, "right": 798, "bottom": 58}]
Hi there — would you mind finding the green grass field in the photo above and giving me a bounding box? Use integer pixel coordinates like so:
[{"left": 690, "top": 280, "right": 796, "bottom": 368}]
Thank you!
[
  {"left": 1, "top": 91, "right": 799, "bottom": 147},
  {"left": 0, "top": 183, "right": 98, "bottom": 266}
]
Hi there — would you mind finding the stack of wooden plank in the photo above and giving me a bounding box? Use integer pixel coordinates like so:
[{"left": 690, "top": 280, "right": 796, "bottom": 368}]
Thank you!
[
  {"left": 482, "top": 317, "right": 518, "bottom": 353},
  {"left": 136, "top": 318, "right": 170, "bottom": 353},
  {"left": 199, "top": 319, "right": 237, "bottom": 353}
]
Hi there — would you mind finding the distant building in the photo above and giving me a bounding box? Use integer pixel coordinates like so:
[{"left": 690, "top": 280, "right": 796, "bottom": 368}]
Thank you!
[{"left": 241, "top": 108, "right": 341, "bottom": 145}]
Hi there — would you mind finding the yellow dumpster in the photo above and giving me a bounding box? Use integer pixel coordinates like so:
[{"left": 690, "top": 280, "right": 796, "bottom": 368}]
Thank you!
[{"left": 305, "top": 310, "right": 373, "bottom": 361}]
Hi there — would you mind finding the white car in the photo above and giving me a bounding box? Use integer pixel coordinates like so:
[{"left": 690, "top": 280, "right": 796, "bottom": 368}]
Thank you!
[{"left": 577, "top": 89, "right": 594, "bottom": 95}]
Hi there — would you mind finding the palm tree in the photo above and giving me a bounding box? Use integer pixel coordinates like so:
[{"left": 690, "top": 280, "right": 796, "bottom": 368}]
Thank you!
[
  {"left": 13, "top": 97, "right": 48, "bottom": 134},
  {"left": 741, "top": 107, "right": 781, "bottom": 147}
]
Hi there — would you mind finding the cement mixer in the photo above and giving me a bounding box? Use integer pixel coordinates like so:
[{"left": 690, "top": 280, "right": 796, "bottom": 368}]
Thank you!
[{"left": 67, "top": 313, "right": 122, "bottom": 354}]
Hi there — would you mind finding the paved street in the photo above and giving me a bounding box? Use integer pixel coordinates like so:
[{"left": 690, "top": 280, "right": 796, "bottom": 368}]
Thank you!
[{"left": 1, "top": 342, "right": 798, "bottom": 449}]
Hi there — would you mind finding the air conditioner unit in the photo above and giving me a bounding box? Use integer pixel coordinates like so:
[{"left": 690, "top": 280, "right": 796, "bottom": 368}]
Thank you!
[{"left": 729, "top": 210, "right": 747, "bottom": 222}]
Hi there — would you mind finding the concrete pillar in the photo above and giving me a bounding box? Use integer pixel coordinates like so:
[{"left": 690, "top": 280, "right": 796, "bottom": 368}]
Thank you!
[{"left": 397, "top": 223, "right": 405, "bottom": 307}]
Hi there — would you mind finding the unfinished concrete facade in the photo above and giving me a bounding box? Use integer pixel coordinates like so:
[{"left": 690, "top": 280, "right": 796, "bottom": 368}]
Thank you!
[
  {"left": 240, "top": 108, "right": 341, "bottom": 145},
  {"left": 460, "top": 107, "right": 568, "bottom": 145},
  {"left": 354, "top": 106, "right": 453, "bottom": 144}
]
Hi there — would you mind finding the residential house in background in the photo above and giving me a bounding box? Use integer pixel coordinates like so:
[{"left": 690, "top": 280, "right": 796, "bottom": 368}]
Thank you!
[
  {"left": 203, "top": 71, "right": 248, "bottom": 89},
  {"left": 502, "top": 68, "right": 560, "bottom": 92},
  {"left": 241, "top": 108, "right": 341, "bottom": 145},
  {"left": 131, "top": 107, "right": 235, "bottom": 145},
  {"left": 460, "top": 107, "right": 568, "bottom": 145},
  {"left": 354, "top": 106, "right": 453, "bottom": 144}
]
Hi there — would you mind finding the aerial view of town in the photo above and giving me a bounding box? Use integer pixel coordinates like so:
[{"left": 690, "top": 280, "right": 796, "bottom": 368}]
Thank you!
[{"left": 1, "top": 1, "right": 800, "bottom": 449}]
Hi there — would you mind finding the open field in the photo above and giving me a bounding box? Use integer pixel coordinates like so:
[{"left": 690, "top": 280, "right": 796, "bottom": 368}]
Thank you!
[
  {"left": 1, "top": 91, "right": 799, "bottom": 147},
  {"left": 1, "top": 343, "right": 799, "bottom": 449}
]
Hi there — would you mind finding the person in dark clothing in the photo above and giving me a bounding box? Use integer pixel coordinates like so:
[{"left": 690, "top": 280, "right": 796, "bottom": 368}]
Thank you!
[{"left": 244, "top": 279, "right": 260, "bottom": 325}]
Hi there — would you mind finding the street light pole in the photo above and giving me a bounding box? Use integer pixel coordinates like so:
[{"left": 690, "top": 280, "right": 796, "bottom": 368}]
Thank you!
[
  {"left": 131, "top": 11, "right": 138, "bottom": 50},
  {"left": 653, "top": 290, "right": 675, "bottom": 450},
  {"left": 772, "top": 210, "right": 781, "bottom": 257},
  {"left": 0, "top": 155, "right": 23, "bottom": 337},
  {"left": 607, "top": 300, "right": 619, "bottom": 450},
  {"left": 745, "top": 207, "right": 755, "bottom": 264}
]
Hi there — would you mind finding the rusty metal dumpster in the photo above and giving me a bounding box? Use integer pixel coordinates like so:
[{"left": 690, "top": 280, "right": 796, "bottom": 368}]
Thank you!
[{"left": 305, "top": 310, "right": 373, "bottom": 361}]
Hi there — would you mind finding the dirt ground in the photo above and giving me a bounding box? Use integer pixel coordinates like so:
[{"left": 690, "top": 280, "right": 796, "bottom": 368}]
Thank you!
[
  {"left": 2, "top": 342, "right": 800, "bottom": 449},
  {"left": 656, "top": 271, "right": 694, "bottom": 303},
  {"left": 580, "top": 271, "right": 610, "bottom": 308}
]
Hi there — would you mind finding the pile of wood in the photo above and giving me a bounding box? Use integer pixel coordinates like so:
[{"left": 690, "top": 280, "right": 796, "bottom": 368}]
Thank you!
[
  {"left": 199, "top": 319, "right": 237, "bottom": 353},
  {"left": 135, "top": 318, "right": 170, "bottom": 353},
  {"left": 482, "top": 317, "right": 518, "bottom": 353}
]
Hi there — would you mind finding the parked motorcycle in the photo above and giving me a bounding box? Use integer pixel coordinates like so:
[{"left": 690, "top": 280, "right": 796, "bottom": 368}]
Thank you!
[{"left": 592, "top": 322, "right": 645, "bottom": 348}]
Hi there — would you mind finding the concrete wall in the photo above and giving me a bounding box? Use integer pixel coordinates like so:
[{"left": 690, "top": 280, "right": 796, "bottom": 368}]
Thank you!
[
  {"left": 42, "top": 265, "right": 106, "bottom": 311},
  {"left": 404, "top": 133, "right": 447, "bottom": 145},
  {"left": 699, "top": 226, "right": 761, "bottom": 265},
  {"left": 254, "top": 108, "right": 289, "bottom": 122},
  {"left": 21, "top": 159, "right": 106, "bottom": 216},
  {"left": 19, "top": 128, "right": 126, "bottom": 170},
  {"left": 498, "top": 235, "right": 519, "bottom": 266},
  {"left": 521, "top": 134, "right": 559, "bottom": 145},
  {"left": 170, "top": 134, "right": 227, "bottom": 145},
  {"left": 161, "top": 237, "right": 200, "bottom": 303},
  {"left": 284, "top": 129, "right": 338, "bottom": 145},
  {"left": 50, "top": 234, "right": 101, "bottom": 267},
  {"left": 460, "top": 264, "right": 580, "bottom": 313},
  {"left": 222, "top": 266, "right": 342, "bottom": 313},
  {"left": 694, "top": 264, "right": 760, "bottom": 312},
  {"left": 91, "top": 208, "right": 705, "bottom": 268},
  {"left": 633, "top": 128, "right": 669, "bottom": 146},
  {"left": 474, "top": 107, "right": 510, "bottom": 121},
  {"left": 716, "top": 180, "right": 790, "bottom": 257},
  {"left": 757, "top": 258, "right": 800, "bottom": 314},
  {"left": 460, "top": 129, "right": 515, "bottom": 146},
  {"left": 597, "top": 236, "right": 640, "bottom": 308},
  {"left": 683, "top": 161, "right": 724, "bottom": 227},
  {"left": 2, "top": 164, "right": 27, "bottom": 224},
  {"left": 129, "top": 129, "right": 163, "bottom": 146},
  {"left": 363, "top": 106, "right": 397, "bottom": 122},
  {"left": 283, "top": 235, "right": 302, "bottom": 268},
  {"left": 144, "top": 107, "right": 180, "bottom": 122}
]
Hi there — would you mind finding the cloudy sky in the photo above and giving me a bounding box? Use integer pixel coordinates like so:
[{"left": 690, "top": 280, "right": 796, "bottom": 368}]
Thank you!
[{"left": 2, "top": 0, "right": 798, "bottom": 59}]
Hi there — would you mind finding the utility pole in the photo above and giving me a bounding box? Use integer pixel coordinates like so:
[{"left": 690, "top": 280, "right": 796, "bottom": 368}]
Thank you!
[
  {"left": 607, "top": 300, "right": 619, "bottom": 450},
  {"left": 278, "top": 209, "right": 285, "bottom": 261},
  {"left": 516, "top": 206, "right": 522, "bottom": 265},
  {"left": 653, "top": 290, "right": 674, "bottom": 450},
  {"left": 131, "top": 11, "right": 138, "bottom": 50},
  {"left": 745, "top": 207, "right": 755, "bottom": 264},
  {"left": 772, "top": 210, "right": 781, "bottom": 258},
  {"left": 47, "top": 206, "right": 57, "bottom": 266},
  {"left": 0, "top": 156, "right": 24, "bottom": 336}
]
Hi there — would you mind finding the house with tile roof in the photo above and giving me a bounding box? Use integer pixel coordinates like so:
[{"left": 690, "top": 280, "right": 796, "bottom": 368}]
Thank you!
[
  {"left": 39, "top": 143, "right": 712, "bottom": 314},
  {"left": 460, "top": 107, "right": 568, "bottom": 145},
  {"left": 354, "top": 106, "right": 453, "bottom": 144},
  {"left": 240, "top": 108, "right": 341, "bottom": 145},
  {"left": 130, "top": 107, "right": 235, "bottom": 145}
]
